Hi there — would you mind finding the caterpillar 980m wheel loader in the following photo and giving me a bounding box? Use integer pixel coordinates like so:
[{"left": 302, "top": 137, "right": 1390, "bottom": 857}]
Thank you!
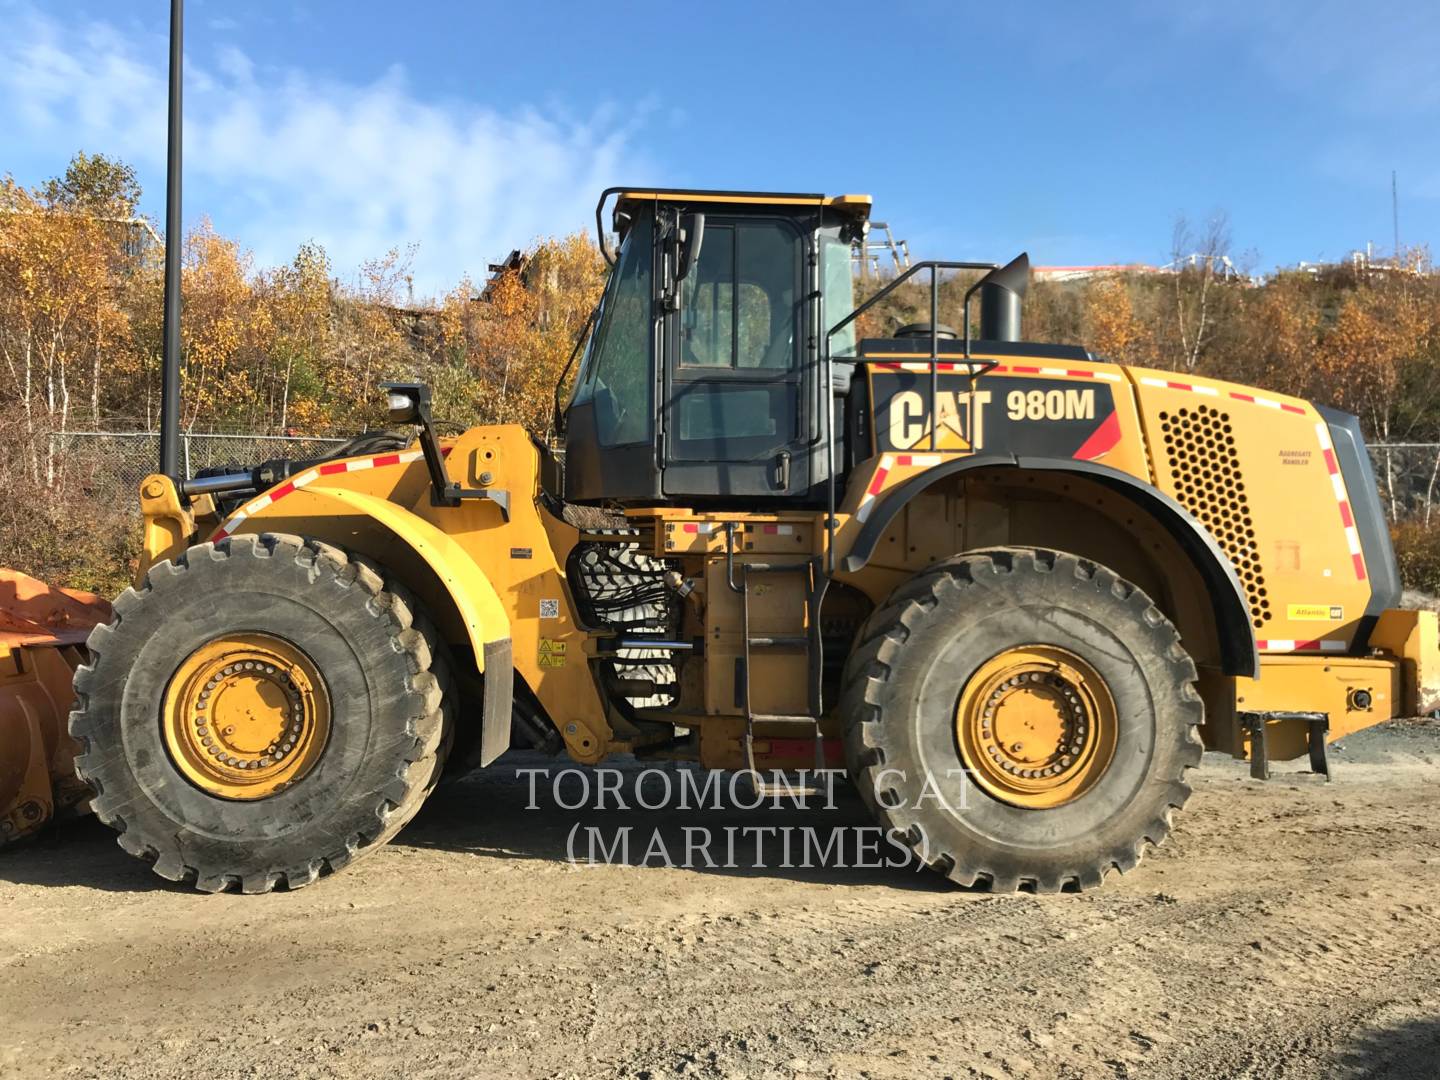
[{"left": 69, "top": 183, "right": 1440, "bottom": 894}]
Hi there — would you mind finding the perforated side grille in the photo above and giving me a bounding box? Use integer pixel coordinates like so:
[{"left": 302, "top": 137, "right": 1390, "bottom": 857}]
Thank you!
[{"left": 1159, "top": 405, "right": 1270, "bottom": 629}]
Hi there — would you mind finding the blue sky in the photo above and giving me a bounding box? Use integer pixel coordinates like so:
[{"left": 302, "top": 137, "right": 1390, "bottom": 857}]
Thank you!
[{"left": 3, "top": 0, "right": 1437, "bottom": 296}]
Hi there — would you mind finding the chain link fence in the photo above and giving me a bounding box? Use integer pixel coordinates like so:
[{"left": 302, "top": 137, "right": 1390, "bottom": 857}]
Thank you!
[{"left": 46, "top": 430, "right": 349, "bottom": 512}]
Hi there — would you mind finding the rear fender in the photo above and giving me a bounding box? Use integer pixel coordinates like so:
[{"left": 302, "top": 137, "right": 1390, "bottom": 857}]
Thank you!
[{"left": 842, "top": 454, "right": 1258, "bottom": 677}]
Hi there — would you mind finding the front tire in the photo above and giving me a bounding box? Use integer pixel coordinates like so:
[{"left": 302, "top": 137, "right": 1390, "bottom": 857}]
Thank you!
[
  {"left": 840, "top": 547, "right": 1203, "bottom": 893},
  {"left": 69, "top": 533, "right": 451, "bottom": 893}
]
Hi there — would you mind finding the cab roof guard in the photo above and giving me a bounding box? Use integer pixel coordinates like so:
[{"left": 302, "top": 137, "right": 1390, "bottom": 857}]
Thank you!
[{"left": 593, "top": 186, "right": 872, "bottom": 266}]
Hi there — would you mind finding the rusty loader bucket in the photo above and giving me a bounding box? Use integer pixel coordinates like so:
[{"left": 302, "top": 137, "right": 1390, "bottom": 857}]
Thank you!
[{"left": 0, "top": 570, "right": 111, "bottom": 845}]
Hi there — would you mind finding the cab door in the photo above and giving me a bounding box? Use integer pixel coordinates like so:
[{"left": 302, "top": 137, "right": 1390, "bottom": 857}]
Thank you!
[{"left": 662, "top": 215, "right": 811, "bottom": 499}]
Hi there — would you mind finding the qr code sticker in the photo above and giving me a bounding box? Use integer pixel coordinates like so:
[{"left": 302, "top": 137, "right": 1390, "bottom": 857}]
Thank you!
[{"left": 539, "top": 599, "right": 560, "bottom": 619}]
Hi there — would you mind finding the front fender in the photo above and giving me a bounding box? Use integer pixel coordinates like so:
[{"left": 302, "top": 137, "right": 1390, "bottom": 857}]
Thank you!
[
  {"left": 295, "top": 487, "right": 510, "bottom": 671},
  {"left": 215, "top": 484, "right": 515, "bottom": 766}
]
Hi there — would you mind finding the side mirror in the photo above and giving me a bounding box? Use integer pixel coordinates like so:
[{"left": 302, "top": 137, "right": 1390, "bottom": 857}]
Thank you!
[{"left": 676, "top": 212, "right": 705, "bottom": 282}]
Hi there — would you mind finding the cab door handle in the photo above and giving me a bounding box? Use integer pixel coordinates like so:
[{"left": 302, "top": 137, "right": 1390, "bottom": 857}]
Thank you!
[{"left": 773, "top": 450, "right": 791, "bottom": 489}]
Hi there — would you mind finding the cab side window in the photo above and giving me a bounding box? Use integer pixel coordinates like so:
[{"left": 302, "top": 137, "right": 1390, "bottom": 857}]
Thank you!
[
  {"left": 669, "top": 216, "right": 802, "bottom": 469},
  {"left": 681, "top": 221, "right": 796, "bottom": 371}
]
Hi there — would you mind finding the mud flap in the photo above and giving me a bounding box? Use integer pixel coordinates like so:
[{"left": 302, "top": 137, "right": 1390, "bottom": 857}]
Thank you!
[
  {"left": 480, "top": 638, "right": 514, "bottom": 766},
  {"left": 1240, "top": 710, "right": 1330, "bottom": 781}
]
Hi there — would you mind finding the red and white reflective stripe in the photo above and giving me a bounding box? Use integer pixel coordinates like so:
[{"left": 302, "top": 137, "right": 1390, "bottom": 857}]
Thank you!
[
  {"left": 1316, "top": 422, "right": 1366, "bottom": 581},
  {"left": 856, "top": 457, "right": 892, "bottom": 522},
  {"left": 680, "top": 522, "right": 795, "bottom": 535},
  {"left": 1139, "top": 376, "right": 1307, "bottom": 414},
  {"left": 893, "top": 453, "right": 942, "bottom": 468},
  {"left": 855, "top": 453, "right": 944, "bottom": 522},
  {"left": 1257, "top": 639, "right": 1347, "bottom": 653},
  {"left": 995, "top": 363, "right": 1122, "bottom": 382},
  {"left": 211, "top": 449, "right": 425, "bottom": 541},
  {"left": 871, "top": 360, "right": 1121, "bottom": 382},
  {"left": 871, "top": 361, "right": 967, "bottom": 372}
]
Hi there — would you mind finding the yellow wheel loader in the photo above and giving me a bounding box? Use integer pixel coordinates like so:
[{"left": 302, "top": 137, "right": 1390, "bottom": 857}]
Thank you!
[
  {"left": 68, "top": 185, "right": 1440, "bottom": 894},
  {"left": 64, "top": 4, "right": 1440, "bottom": 892}
]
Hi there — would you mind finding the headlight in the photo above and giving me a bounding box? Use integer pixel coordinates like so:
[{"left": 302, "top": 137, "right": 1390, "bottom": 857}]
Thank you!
[{"left": 385, "top": 389, "right": 417, "bottom": 422}]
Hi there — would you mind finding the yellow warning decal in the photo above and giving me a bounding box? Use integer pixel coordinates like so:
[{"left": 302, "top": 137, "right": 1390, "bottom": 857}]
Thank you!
[
  {"left": 1288, "top": 604, "right": 1343, "bottom": 621},
  {"left": 538, "top": 638, "right": 568, "bottom": 668}
]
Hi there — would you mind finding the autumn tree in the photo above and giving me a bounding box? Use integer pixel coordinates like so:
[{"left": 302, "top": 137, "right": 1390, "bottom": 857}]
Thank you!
[
  {"left": 41, "top": 152, "right": 141, "bottom": 217},
  {"left": 432, "top": 233, "right": 606, "bottom": 435},
  {"left": 1167, "top": 212, "right": 1234, "bottom": 372},
  {"left": 256, "top": 242, "right": 332, "bottom": 431},
  {"left": 1082, "top": 274, "right": 1153, "bottom": 365},
  {"left": 0, "top": 174, "right": 132, "bottom": 482}
]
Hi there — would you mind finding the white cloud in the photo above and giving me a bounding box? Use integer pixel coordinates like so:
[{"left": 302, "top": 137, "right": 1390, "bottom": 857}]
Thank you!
[
  {"left": 1152, "top": 1, "right": 1440, "bottom": 117},
  {"left": 0, "top": 4, "right": 648, "bottom": 296}
]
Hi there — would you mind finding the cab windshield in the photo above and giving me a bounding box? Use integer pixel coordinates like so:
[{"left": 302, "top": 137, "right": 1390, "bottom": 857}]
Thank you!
[{"left": 570, "top": 211, "right": 654, "bottom": 446}]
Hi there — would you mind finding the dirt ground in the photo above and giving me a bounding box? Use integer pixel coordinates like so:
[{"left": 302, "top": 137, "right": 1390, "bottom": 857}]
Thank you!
[{"left": 3, "top": 721, "right": 1439, "bottom": 1080}]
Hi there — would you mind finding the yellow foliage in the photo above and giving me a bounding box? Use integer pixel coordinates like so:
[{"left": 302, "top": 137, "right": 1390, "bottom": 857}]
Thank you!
[{"left": 1084, "top": 276, "right": 1151, "bottom": 364}]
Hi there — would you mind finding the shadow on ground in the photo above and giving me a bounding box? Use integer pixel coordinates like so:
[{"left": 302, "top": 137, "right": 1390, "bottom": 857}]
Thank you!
[
  {"left": 1333, "top": 1016, "right": 1440, "bottom": 1079},
  {"left": 400, "top": 751, "right": 946, "bottom": 890},
  {"left": 0, "top": 815, "right": 174, "bottom": 893},
  {"left": 0, "top": 753, "right": 947, "bottom": 893}
]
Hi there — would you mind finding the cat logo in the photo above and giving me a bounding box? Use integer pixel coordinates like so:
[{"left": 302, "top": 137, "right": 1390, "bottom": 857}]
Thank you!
[{"left": 889, "top": 390, "right": 992, "bottom": 451}]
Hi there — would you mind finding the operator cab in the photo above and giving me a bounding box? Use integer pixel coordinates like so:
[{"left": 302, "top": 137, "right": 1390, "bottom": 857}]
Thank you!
[{"left": 564, "top": 188, "right": 870, "bottom": 505}]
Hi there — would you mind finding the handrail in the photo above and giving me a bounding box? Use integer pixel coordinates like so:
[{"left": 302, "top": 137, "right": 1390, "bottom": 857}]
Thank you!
[
  {"left": 824, "top": 259, "right": 1000, "bottom": 461},
  {"left": 824, "top": 259, "right": 998, "bottom": 347}
]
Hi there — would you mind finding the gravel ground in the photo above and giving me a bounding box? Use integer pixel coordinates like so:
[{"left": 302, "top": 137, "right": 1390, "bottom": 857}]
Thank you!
[{"left": 2, "top": 720, "right": 1438, "bottom": 1080}]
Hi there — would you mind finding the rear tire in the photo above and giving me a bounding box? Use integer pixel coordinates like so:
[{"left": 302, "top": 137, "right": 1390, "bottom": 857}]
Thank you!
[
  {"left": 840, "top": 547, "right": 1203, "bottom": 893},
  {"left": 69, "top": 533, "right": 452, "bottom": 893}
]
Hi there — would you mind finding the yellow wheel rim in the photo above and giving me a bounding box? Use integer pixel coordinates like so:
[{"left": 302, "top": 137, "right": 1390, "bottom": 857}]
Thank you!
[
  {"left": 955, "top": 645, "right": 1118, "bottom": 809},
  {"left": 162, "top": 634, "right": 331, "bottom": 801}
]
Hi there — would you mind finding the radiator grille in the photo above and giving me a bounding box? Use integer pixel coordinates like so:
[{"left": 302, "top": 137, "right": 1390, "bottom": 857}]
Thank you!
[{"left": 1159, "top": 405, "right": 1270, "bottom": 629}]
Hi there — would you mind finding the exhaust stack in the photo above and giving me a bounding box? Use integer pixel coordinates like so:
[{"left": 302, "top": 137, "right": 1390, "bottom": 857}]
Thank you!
[
  {"left": 158, "top": 0, "right": 183, "bottom": 478},
  {"left": 978, "top": 252, "right": 1029, "bottom": 342}
]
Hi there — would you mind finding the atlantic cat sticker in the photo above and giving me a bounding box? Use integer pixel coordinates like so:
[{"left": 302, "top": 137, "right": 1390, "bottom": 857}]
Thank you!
[
  {"left": 869, "top": 368, "right": 1120, "bottom": 460},
  {"left": 1288, "top": 604, "right": 1343, "bottom": 621}
]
